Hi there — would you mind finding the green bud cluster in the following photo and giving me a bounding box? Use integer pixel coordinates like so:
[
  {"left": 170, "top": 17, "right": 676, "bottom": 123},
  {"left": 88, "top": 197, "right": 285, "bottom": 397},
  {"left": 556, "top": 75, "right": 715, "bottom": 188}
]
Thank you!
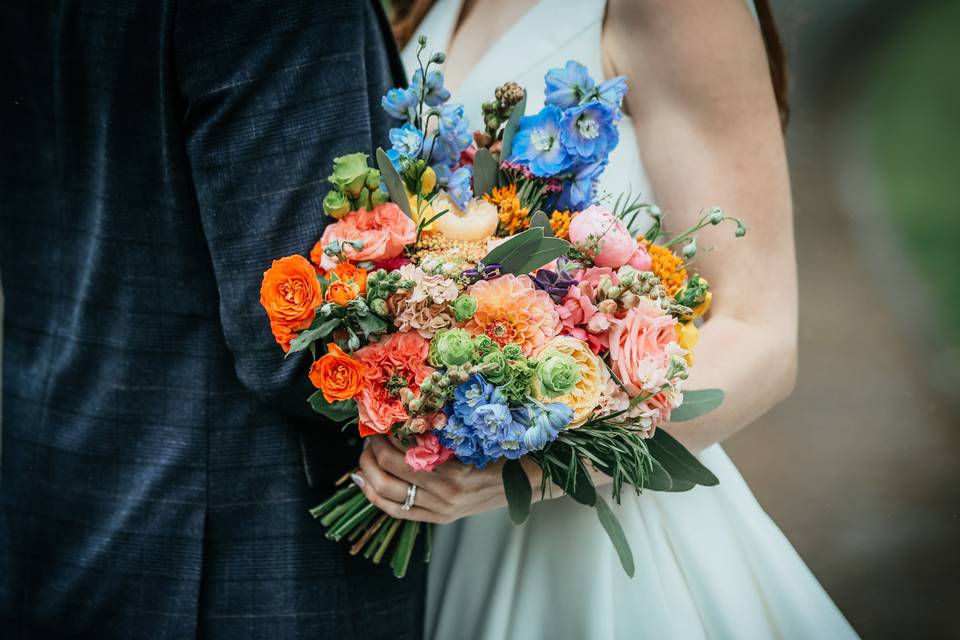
[
  {"left": 451, "top": 294, "right": 477, "bottom": 322},
  {"left": 675, "top": 274, "right": 710, "bottom": 310},
  {"left": 480, "top": 81, "right": 526, "bottom": 140},
  {"left": 365, "top": 269, "right": 414, "bottom": 307},
  {"left": 402, "top": 365, "right": 474, "bottom": 416},
  {"left": 324, "top": 153, "right": 390, "bottom": 217}
]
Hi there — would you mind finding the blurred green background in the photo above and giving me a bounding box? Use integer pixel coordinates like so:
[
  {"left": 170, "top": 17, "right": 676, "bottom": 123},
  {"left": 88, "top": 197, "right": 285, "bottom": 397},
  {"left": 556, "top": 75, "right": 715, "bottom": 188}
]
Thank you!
[{"left": 724, "top": 1, "right": 960, "bottom": 638}]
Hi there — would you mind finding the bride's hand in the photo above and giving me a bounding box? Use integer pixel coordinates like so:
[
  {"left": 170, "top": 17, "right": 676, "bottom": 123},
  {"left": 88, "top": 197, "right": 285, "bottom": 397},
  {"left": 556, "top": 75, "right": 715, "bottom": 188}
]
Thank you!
[{"left": 355, "top": 435, "right": 541, "bottom": 524}]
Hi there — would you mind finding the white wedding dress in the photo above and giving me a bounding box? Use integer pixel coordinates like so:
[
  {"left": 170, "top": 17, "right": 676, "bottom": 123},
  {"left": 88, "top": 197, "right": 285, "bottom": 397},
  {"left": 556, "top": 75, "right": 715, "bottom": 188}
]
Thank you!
[{"left": 402, "top": 2, "right": 858, "bottom": 638}]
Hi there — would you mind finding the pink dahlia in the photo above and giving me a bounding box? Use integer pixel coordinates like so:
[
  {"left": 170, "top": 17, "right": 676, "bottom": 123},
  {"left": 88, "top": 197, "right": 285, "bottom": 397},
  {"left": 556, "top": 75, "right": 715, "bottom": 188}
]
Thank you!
[{"left": 465, "top": 274, "right": 561, "bottom": 354}]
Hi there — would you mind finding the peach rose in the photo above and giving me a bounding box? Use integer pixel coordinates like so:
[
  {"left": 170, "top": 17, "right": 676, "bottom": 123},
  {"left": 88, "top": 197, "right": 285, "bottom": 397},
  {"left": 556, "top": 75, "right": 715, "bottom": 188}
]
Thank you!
[
  {"left": 308, "top": 343, "right": 366, "bottom": 403},
  {"left": 326, "top": 281, "right": 358, "bottom": 306},
  {"left": 314, "top": 203, "right": 416, "bottom": 271},
  {"left": 607, "top": 297, "right": 682, "bottom": 396},
  {"left": 353, "top": 332, "right": 434, "bottom": 436},
  {"left": 260, "top": 255, "right": 324, "bottom": 350}
]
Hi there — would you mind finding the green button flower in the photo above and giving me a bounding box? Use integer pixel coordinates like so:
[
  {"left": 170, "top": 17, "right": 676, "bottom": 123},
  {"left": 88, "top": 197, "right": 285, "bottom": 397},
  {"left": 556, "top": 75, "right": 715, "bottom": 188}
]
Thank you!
[{"left": 536, "top": 350, "right": 582, "bottom": 398}]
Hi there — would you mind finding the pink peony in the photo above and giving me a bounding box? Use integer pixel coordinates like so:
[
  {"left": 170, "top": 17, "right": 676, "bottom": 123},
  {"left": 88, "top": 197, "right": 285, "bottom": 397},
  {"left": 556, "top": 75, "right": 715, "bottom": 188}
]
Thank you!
[
  {"left": 316, "top": 203, "right": 416, "bottom": 270},
  {"left": 628, "top": 242, "right": 653, "bottom": 271},
  {"left": 404, "top": 431, "right": 455, "bottom": 472},
  {"left": 607, "top": 298, "right": 682, "bottom": 396},
  {"left": 568, "top": 206, "right": 636, "bottom": 268},
  {"left": 353, "top": 332, "right": 434, "bottom": 436}
]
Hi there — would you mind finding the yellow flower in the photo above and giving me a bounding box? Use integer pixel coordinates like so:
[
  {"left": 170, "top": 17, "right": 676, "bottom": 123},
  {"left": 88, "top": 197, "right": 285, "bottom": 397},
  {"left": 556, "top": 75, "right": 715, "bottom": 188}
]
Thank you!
[
  {"left": 644, "top": 241, "right": 688, "bottom": 296},
  {"left": 531, "top": 336, "right": 604, "bottom": 428},
  {"left": 549, "top": 210, "right": 572, "bottom": 239},
  {"left": 677, "top": 321, "right": 699, "bottom": 366},
  {"left": 484, "top": 184, "right": 529, "bottom": 235}
]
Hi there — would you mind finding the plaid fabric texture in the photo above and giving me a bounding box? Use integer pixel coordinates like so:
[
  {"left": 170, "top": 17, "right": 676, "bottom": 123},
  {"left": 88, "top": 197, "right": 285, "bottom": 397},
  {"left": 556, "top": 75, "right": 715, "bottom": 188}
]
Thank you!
[{"left": 0, "top": 1, "right": 424, "bottom": 637}]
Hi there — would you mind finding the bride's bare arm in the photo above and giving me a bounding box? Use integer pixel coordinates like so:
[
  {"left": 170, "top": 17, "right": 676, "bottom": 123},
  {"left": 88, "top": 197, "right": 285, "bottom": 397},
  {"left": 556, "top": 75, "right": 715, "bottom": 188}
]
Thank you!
[{"left": 604, "top": 0, "right": 798, "bottom": 452}]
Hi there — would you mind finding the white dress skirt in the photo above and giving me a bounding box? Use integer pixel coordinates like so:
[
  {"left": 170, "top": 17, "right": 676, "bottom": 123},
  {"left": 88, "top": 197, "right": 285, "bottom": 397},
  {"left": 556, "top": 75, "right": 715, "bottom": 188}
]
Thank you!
[{"left": 402, "top": 1, "right": 859, "bottom": 637}]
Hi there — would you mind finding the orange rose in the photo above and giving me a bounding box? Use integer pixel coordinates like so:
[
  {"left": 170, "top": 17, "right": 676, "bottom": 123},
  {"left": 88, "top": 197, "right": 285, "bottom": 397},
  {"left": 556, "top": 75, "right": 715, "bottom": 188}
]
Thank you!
[
  {"left": 260, "top": 255, "right": 323, "bottom": 348},
  {"left": 332, "top": 262, "right": 367, "bottom": 294},
  {"left": 326, "top": 281, "right": 358, "bottom": 306},
  {"left": 309, "top": 343, "right": 366, "bottom": 403}
]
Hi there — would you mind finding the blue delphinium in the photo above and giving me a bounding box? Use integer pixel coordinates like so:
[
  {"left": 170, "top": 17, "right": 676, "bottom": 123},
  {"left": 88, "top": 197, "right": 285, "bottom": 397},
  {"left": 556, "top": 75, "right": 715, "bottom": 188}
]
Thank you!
[
  {"left": 544, "top": 60, "right": 596, "bottom": 109},
  {"left": 439, "top": 410, "right": 491, "bottom": 469},
  {"left": 389, "top": 123, "right": 424, "bottom": 158},
  {"left": 596, "top": 76, "right": 629, "bottom": 116},
  {"left": 513, "top": 402, "right": 573, "bottom": 451},
  {"left": 441, "top": 166, "right": 473, "bottom": 209},
  {"left": 557, "top": 158, "right": 607, "bottom": 210},
  {"left": 410, "top": 68, "right": 451, "bottom": 107},
  {"left": 560, "top": 102, "right": 619, "bottom": 163},
  {"left": 510, "top": 106, "right": 573, "bottom": 177},
  {"left": 381, "top": 87, "right": 418, "bottom": 121}
]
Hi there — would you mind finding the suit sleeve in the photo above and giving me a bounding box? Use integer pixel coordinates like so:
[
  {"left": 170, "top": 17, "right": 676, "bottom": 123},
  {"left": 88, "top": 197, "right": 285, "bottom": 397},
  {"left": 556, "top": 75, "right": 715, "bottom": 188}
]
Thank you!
[{"left": 173, "top": 0, "right": 394, "bottom": 417}]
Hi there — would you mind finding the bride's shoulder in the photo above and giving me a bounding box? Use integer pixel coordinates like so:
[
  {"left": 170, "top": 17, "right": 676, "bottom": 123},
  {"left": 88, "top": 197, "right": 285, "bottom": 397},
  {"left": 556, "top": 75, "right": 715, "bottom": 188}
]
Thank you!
[{"left": 603, "top": 0, "right": 772, "bottom": 122}]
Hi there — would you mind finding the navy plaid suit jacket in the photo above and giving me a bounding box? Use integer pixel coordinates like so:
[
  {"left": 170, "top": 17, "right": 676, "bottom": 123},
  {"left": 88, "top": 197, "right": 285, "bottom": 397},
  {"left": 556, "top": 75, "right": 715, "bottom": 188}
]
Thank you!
[{"left": 0, "top": 1, "right": 425, "bottom": 637}]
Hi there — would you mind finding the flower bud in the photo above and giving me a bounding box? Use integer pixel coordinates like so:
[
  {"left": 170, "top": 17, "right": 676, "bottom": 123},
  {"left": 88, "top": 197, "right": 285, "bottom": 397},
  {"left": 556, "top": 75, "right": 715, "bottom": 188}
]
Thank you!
[
  {"left": 430, "top": 52, "right": 446, "bottom": 64},
  {"left": 597, "top": 299, "right": 618, "bottom": 314},
  {"left": 369, "top": 297, "right": 388, "bottom": 316},
  {"left": 708, "top": 207, "right": 725, "bottom": 225},
  {"left": 451, "top": 294, "right": 478, "bottom": 322},
  {"left": 365, "top": 169, "right": 381, "bottom": 191},
  {"left": 735, "top": 222, "right": 747, "bottom": 237},
  {"left": 620, "top": 292, "right": 640, "bottom": 309},
  {"left": 417, "top": 35, "right": 427, "bottom": 47},
  {"left": 322, "top": 190, "right": 351, "bottom": 219},
  {"left": 682, "top": 238, "right": 697, "bottom": 259},
  {"left": 347, "top": 332, "right": 360, "bottom": 352}
]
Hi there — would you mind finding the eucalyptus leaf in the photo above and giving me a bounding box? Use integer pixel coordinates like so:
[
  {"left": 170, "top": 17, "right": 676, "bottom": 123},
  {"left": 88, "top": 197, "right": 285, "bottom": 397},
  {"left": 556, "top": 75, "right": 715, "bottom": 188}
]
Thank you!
[
  {"left": 307, "top": 392, "right": 358, "bottom": 422},
  {"left": 528, "top": 210, "right": 553, "bottom": 237},
  {"left": 670, "top": 389, "right": 725, "bottom": 422},
  {"left": 472, "top": 148, "right": 498, "bottom": 198},
  {"left": 648, "top": 429, "right": 719, "bottom": 487},
  {"left": 500, "top": 237, "right": 571, "bottom": 275},
  {"left": 376, "top": 148, "right": 412, "bottom": 218},
  {"left": 596, "top": 496, "right": 635, "bottom": 577},
  {"left": 499, "top": 91, "right": 527, "bottom": 162},
  {"left": 644, "top": 459, "right": 674, "bottom": 492},
  {"left": 481, "top": 226, "right": 543, "bottom": 265},
  {"left": 502, "top": 459, "right": 533, "bottom": 525}
]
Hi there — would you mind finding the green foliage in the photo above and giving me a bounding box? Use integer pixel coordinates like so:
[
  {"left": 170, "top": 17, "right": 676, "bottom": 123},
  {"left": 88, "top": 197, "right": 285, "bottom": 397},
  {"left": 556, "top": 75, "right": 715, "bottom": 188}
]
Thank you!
[
  {"left": 669, "top": 389, "right": 725, "bottom": 422},
  {"left": 499, "top": 91, "right": 527, "bottom": 163},
  {"left": 307, "top": 392, "right": 358, "bottom": 423},
  {"left": 528, "top": 210, "right": 554, "bottom": 237},
  {"left": 376, "top": 148, "right": 412, "bottom": 217},
  {"left": 647, "top": 429, "right": 718, "bottom": 487},
  {"left": 502, "top": 459, "right": 533, "bottom": 524},
  {"left": 596, "top": 495, "right": 635, "bottom": 577},
  {"left": 472, "top": 148, "right": 499, "bottom": 197},
  {"left": 480, "top": 226, "right": 572, "bottom": 275}
]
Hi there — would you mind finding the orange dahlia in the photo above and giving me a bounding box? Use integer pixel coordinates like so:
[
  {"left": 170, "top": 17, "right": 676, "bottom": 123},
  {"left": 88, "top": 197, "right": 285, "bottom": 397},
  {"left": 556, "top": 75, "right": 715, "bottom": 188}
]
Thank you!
[{"left": 464, "top": 275, "right": 561, "bottom": 354}]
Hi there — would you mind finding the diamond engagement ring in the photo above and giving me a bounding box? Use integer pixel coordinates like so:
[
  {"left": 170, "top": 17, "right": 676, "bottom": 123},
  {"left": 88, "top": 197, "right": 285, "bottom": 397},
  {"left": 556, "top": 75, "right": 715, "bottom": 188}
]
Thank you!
[{"left": 401, "top": 483, "right": 417, "bottom": 511}]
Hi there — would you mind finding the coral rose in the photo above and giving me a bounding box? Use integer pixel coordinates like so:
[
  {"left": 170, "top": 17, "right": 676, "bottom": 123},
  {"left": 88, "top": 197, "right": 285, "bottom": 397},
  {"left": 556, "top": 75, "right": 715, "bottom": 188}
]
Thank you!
[
  {"left": 404, "top": 431, "right": 455, "bottom": 472},
  {"left": 607, "top": 298, "right": 683, "bottom": 396},
  {"left": 309, "top": 343, "right": 366, "bottom": 403},
  {"left": 314, "top": 203, "right": 416, "bottom": 271},
  {"left": 331, "top": 262, "right": 367, "bottom": 293},
  {"left": 260, "top": 255, "right": 323, "bottom": 350},
  {"left": 353, "top": 332, "right": 434, "bottom": 436}
]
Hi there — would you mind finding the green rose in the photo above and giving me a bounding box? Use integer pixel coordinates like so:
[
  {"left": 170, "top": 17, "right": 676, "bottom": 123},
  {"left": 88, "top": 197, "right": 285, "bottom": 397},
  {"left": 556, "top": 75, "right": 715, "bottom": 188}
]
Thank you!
[
  {"left": 451, "top": 294, "right": 478, "bottom": 322},
  {"left": 370, "top": 187, "right": 391, "bottom": 207},
  {"left": 478, "top": 350, "right": 509, "bottom": 384},
  {"left": 323, "top": 190, "right": 351, "bottom": 219},
  {"left": 502, "top": 343, "right": 524, "bottom": 361},
  {"left": 329, "top": 153, "right": 370, "bottom": 198},
  {"left": 536, "top": 350, "right": 581, "bottom": 397},
  {"left": 365, "top": 168, "right": 381, "bottom": 191},
  {"left": 472, "top": 335, "right": 498, "bottom": 360},
  {"left": 433, "top": 328, "right": 474, "bottom": 367}
]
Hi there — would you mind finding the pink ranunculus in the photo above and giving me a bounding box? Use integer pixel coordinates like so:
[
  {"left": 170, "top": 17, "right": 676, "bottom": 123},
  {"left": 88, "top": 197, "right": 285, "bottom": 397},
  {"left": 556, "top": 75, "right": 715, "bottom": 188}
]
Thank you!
[
  {"left": 568, "top": 206, "right": 637, "bottom": 268},
  {"left": 607, "top": 298, "right": 681, "bottom": 396},
  {"left": 404, "top": 431, "right": 455, "bottom": 472},
  {"left": 558, "top": 285, "right": 610, "bottom": 354},
  {"left": 317, "top": 203, "right": 416, "bottom": 270}
]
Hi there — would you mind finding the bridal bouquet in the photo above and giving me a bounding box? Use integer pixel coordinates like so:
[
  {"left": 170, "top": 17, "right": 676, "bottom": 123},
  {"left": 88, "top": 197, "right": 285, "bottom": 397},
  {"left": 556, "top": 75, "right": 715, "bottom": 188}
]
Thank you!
[{"left": 259, "top": 37, "right": 745, "bottom": 578}]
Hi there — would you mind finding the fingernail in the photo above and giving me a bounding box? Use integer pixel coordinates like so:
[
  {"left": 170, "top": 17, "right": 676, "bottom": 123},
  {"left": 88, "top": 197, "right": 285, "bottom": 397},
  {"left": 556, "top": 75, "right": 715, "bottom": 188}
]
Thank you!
[{"left": 350, "top": 472, "right": 365, "bottom": 489}]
